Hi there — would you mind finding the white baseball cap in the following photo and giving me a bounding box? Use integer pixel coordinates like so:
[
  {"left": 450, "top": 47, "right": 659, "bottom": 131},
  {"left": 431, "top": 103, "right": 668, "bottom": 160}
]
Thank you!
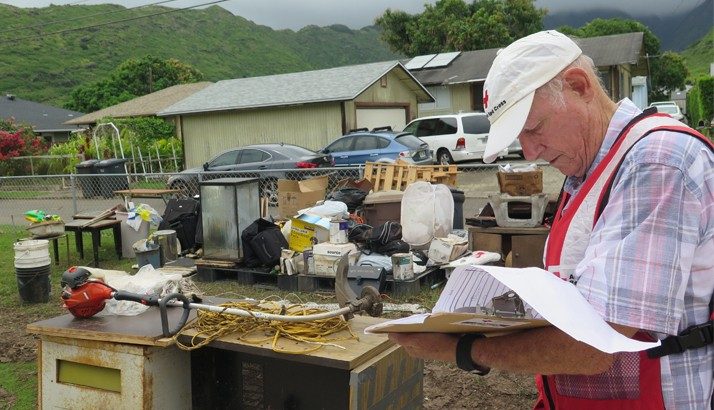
[{"left": 482, "top": 30, "right": 582, "bottom": 163}]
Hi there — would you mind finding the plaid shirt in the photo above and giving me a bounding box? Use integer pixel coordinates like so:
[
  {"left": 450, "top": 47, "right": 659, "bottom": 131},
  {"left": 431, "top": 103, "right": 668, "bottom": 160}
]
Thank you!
[{"left": 564, "top": 99, "right": 714, "bottom": 408}]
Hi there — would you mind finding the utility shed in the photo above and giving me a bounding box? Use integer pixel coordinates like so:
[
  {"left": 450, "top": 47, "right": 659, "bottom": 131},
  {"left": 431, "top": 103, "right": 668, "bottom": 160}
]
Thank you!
[
  {"left": 408, "top": 32, "right": 647, "bottom": 117},
  {"left": 158, "top": 61, "right": 433, "bottom": 168}
]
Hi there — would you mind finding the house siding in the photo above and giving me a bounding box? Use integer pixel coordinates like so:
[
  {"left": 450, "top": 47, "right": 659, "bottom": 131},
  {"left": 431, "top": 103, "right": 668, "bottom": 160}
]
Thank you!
[
  {"left": 179, "top": 102, "right": 342, "bottom": 168},
  {"left": 346, "top": 70, "right": 419, "bottom": 128}
]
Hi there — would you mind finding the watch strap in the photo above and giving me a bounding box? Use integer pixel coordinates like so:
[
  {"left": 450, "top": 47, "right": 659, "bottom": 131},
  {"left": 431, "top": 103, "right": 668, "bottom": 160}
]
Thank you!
[{"left": 455, "top": 333, "right": 490, "bottom": 375}]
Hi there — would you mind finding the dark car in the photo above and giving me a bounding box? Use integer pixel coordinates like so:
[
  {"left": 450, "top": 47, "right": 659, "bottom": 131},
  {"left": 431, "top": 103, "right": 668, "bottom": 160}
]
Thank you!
[
  {"left": 319, "top": 127, "right": 433, "bottom": 166},
  {"left": 167, "top": 144, "right": 334, "bottom": 201}
]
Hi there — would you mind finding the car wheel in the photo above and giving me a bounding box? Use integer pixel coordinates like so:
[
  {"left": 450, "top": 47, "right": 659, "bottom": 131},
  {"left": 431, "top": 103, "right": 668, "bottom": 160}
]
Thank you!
[
  {"left": 262, "top": 178, "right": 279, "bottom": 207},
  {"left": 437, "top": 149, "right": 454, "bottom": 165}
]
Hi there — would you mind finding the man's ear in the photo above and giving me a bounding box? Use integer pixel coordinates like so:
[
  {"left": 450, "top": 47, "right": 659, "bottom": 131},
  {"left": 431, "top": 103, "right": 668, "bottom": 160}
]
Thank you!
[{"left": 562, "top": 67, "right": 594, "bottom": 102}]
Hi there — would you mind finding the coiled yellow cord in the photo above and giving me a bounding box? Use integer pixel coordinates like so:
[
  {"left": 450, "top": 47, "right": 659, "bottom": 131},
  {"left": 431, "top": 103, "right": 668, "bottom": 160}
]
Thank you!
[{"left": 173, "top": 301, "right": 357, "bottom": 354}]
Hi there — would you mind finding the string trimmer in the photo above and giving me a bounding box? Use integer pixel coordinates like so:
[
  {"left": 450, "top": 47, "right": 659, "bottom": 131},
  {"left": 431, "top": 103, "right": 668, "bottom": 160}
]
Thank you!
[{"left": 61, "top": 254, "right": 382, "bottom": 337}]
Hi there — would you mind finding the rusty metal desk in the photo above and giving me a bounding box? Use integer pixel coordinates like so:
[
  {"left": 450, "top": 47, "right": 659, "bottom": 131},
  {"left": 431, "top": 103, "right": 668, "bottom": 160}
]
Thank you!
[
  {"left": 27, "top": 302, "right": 423, "bottom": 410},
  {"left": 64, "top": 219, "right": 122, "bottom": 267}
]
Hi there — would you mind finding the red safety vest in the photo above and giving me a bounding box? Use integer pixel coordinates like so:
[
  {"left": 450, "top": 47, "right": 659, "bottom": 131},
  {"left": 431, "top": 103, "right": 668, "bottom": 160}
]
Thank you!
[{"left": 534, "top": 111, "right": 714, "bottom": 409}]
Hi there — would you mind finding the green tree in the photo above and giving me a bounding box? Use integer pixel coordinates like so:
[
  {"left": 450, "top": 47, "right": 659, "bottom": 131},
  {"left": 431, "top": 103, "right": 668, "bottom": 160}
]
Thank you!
[
  {"left": 65, "top": 56, "right": 203, "bottom": 113},
  {"left": 650, "top": 52, "right": 689, "bottom": 101},
  {"left": 375, "top": 0, "right": 546, "bottom": 56},
  {"left": 559, "top": 18, "right": 688, "bottom": 101}
]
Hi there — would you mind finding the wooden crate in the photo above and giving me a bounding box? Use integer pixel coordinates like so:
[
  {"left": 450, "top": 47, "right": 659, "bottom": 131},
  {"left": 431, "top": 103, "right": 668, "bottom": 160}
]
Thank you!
[{"left": 363, "top": 161, "right": 458, "bottom": 191}]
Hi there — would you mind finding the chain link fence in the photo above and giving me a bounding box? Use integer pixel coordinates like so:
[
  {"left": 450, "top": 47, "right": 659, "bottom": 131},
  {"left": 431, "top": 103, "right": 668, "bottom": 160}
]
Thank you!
[{"left": 0, "top": 163, "right": 564, "bottom": 227}]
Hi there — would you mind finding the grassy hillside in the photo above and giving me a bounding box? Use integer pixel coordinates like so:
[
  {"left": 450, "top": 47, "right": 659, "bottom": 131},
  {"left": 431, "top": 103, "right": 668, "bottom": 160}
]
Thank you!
[
  {"left": 0, "top": 4, "right": 402, "bottom": 107},
  {"left": 681, "top": 28, "right": 714, "bottom": 79}
]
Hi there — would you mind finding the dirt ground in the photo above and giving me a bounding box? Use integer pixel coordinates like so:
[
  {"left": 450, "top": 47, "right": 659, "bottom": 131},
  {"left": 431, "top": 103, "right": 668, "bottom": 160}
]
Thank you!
[{"left": 3, "top": 302, "right": 537, "bottom": 409}]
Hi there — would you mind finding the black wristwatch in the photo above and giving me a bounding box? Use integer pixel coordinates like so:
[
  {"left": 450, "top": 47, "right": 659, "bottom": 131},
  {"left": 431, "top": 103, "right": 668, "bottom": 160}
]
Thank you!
[{"left": 455, "top": 333, "right": 490, "bottom": 375}]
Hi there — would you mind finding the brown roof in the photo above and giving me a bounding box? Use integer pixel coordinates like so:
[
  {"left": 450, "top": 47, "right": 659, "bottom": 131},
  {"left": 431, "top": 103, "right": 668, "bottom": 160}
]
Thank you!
[{"left": 65, "top": 82, "right": 212, "bottom": 125}]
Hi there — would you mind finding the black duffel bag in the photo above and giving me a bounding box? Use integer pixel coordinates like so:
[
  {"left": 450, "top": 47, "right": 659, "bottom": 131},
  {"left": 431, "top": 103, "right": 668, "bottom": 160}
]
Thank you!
[{"left": 241, "top": 218, "right": 287, "bottom": 268}]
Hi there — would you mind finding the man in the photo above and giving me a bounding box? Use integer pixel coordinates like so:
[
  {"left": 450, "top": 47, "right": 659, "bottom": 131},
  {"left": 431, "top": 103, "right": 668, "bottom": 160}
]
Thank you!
[{"left": 389, "top": 30, "right": 713, "bottom": 409}]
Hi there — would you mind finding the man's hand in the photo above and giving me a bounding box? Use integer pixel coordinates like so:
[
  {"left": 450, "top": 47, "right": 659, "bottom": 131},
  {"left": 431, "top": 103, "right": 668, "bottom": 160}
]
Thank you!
[{"left": 388, "top": 332, "right": 460, "bottom": 362}]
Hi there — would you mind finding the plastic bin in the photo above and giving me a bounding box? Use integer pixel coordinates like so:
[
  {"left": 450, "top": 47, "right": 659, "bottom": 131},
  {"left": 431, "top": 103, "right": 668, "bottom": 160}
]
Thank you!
[
  {"left": 362, "top": 190, "right": 404, "bottom": 228},
  {"left": 450, "top": 188, "right": 465, "bottom": 229},
  {"left": 96, "top": 158, "right": 129, "bottom": 198},
  {"left": 75, "top": 159, "right": 99, "bottom": 198},
  {"left": 115, "top": 211, "right": 150, "bottom": 258}
]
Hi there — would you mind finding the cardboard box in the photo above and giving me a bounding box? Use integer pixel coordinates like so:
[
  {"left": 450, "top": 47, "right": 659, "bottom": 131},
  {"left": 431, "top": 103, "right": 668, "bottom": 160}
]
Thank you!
[
  {"left": 311, "top": 242, "right": 359, "bottom": 277},
  {"left": 288, "top": 214, "right": 330, "bottom": 252},
  {"left": 497, "top": 168, "right": 543, "bottom": 196},
  {"left": 278, "top": 175, "right": 329, "bottom": 219},
  {"left": 428, "top": 236, "right": 469, "bottom": 264}
]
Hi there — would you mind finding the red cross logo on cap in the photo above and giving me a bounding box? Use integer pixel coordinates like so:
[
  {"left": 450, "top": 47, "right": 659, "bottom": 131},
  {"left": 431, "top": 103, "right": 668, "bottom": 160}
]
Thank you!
[{"left": 483, "top": 90, "right": 489, "bottom": 109}]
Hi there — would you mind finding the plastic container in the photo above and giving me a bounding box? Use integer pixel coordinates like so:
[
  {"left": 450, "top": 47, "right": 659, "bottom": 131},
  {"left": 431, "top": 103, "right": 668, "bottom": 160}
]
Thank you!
[
  {"left": 75, "top": 159, "right": 99, "bottom": 198},
  {"left": 450, "top": 188, "right": 465, "bottom": 229},
  {"left": 116, "top": 211, "right": 150, "bottom": 258},
  {"left": 14, "top": 240, "right": 51, "bottom": 303},
  {"left": 401, "top": 182, "right": 454, "bottom": 249},
  {"left": 362, "top": 190, "right": 404, "bottom": 228},
  {"left": 133, "top": 240, "right": 161, "bottom": 269},
  {"left": 95, "top": 158, "right": 129, "bottom": 198},
  {"left": 153, "top": 229, "right": 178, "bottom": 265}
]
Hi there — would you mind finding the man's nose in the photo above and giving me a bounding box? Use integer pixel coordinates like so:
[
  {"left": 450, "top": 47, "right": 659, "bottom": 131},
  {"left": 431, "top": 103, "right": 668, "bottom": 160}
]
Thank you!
[{"left": 519, "top": 136, "right": 542, "bottom": 161}]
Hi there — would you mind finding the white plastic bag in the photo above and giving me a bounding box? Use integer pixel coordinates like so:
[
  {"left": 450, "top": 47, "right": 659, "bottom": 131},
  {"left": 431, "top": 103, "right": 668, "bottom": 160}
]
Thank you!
[
  {"left": 401, "top": 182, "right": 454, "bottom": 248},
  {"left": 102, "top": 265, "right": 181, "bottom": 316}
]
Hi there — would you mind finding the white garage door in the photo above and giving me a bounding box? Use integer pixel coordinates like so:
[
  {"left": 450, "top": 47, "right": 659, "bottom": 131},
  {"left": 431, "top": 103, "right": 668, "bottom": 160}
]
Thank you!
[{"left": 356, "top": 108, "right": 407, "bottom": 131}]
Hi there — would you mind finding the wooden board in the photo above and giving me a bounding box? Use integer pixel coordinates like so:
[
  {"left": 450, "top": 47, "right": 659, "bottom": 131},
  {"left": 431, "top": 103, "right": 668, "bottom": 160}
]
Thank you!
[
  {"left": 26, "top": 306, "right": 194, "bottom": 347},
  {"left": 178, "top": 314, "right": 394, "bottom": 371}
]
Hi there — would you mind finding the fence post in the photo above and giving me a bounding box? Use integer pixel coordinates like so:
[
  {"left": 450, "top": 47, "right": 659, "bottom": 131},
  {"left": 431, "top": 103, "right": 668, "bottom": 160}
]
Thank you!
[{"left": 70, "top": 174, "right": 78, "bottom": 216}]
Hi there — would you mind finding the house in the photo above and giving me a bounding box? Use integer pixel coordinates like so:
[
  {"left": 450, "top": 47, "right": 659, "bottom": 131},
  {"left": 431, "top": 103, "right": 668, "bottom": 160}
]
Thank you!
[
  {"left": 157, "top": 61, "right": 433, "bottom": 168},
  {"left": 65, "top": 82, "right": 213, "bottom": 126},
  {"left": 0, "top": 94, "right": 85, "bottom": 143},
  {"left": 408, "top": 32, "right": 647, "bottom": 116}
]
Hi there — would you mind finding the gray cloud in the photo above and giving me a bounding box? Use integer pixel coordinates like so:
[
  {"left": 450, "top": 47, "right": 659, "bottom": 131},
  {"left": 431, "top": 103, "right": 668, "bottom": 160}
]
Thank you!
[{"left": 0, "top": 0, "right": 703, "bottom": 30}]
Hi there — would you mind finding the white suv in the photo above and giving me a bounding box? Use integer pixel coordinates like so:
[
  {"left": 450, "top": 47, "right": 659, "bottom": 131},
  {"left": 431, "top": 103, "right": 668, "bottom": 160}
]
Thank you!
[{"left": 403, "top": 112, "right": 522, "bottom": 164}]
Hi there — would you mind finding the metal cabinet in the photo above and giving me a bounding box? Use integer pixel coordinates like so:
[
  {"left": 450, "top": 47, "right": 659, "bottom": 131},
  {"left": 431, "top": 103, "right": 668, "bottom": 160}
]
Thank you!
[{"left": 200, "top": 178, "right": 260, "bottom": 261}]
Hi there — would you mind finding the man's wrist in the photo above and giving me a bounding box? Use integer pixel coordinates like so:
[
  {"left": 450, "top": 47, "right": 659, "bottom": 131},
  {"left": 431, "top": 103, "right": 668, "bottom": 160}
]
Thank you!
[{"left": 455, "top": 334, "right": 490, "bottom": 375}]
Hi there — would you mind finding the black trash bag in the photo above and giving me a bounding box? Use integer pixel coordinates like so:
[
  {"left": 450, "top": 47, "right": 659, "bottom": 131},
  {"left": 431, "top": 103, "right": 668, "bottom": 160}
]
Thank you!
[
  {"left": 241, "top": 218, "right": 287, "bottom": 268},
  {"left": 327, "top": 188, "right": 368, "bottom": 212}
]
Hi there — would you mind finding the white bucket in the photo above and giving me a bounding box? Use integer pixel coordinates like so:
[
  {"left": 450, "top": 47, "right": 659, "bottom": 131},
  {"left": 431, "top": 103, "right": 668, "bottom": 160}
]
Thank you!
[
  {"left": 391, "top": 252, "right": 414, "bottom": 281},
  {"left": 14, "top": 240, "right": 51, "bottom": 269},
  {"left": 329, "top": 219, "right": 349, "bottom": 244}
]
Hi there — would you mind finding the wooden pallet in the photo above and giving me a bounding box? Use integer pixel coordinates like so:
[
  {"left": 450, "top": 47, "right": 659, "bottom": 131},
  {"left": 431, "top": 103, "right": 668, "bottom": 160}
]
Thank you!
[{"left": 363, "top": 161, "right": 458, "bottom": 191}]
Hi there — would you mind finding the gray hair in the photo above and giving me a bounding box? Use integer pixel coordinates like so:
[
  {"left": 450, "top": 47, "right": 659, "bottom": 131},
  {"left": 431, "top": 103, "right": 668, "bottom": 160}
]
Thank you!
[{"left": 536, "top": 55, "right": 602, "bottom": 109}]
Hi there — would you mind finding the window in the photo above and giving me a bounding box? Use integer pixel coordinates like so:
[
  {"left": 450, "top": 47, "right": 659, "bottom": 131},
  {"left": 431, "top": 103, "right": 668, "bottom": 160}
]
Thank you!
[
  {"left": 395, "top": 134, "right": 425, "bottom": 149},
  {"left": 325, "top": 137, "right": 354, "bottom": 153},
  {"left": 418, "top": 86, "right": 452, "bottom": 111},
  {"left": 353, "top": 136, "right": 380, "bottom": 151},
  {"left": 462, "top": 115, "right": 490, "bottom": 134},
  {"left": 403, "top": 121, "right": 419, "bottom": 135},
  {"left": 209, "top": 150, "right": 239, "bottom": 167},
  {"left": 376, "top": 137, "right": 391, "bottom": 149},
  {"left": 239, "top": 149, "right": 268, "bottom": 164}
]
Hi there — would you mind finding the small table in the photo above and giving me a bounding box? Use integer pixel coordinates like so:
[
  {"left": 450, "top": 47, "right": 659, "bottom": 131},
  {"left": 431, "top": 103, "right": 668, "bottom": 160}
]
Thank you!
[
  {"left": 64, "top": 219, "right": 122, "bottom": 267},
  {"left": 468, "top": 225, "right": 550, "bottom": 268},
  {"left": 113, "top": 188, "right": 179, "bottom": 207}
]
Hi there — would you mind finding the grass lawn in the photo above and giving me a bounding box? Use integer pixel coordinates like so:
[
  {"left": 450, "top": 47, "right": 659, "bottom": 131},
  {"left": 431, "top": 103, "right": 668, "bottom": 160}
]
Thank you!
[{"left": 0, "top": 224, "right": 442, "bottom": 408}]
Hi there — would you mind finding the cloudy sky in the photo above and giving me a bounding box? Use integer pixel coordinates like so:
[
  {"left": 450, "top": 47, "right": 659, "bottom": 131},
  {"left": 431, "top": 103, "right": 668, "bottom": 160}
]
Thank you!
[{"left": 0, "top": 0, "right": 704, "bottom": 30}]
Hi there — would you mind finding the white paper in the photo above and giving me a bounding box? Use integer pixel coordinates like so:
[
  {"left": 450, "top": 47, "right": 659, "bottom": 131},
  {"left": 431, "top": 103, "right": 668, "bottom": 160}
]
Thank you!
[
  {"left": 367, "top": 265, "right": 661, "bottom": 354},
  {"left": 480, "top": 266, "right": 660, "bottom": 353}
]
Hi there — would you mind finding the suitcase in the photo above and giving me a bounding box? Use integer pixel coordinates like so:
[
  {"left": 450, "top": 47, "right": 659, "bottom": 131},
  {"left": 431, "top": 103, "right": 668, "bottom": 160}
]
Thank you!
[
  {"left": 251, "top": 228, "right": 288, "bottom": 267},
  {"left": 158, "top": 198, "right": 200, "bottom": 252}
]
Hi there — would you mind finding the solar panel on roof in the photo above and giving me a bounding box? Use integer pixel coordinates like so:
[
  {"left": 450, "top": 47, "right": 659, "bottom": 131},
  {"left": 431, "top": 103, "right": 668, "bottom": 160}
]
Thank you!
[
  {"left": 424, "top": 51, "right": 461, "bottom": 68},
  {"left": 404, "top": 54, "right": 437, "bottom": 70}
]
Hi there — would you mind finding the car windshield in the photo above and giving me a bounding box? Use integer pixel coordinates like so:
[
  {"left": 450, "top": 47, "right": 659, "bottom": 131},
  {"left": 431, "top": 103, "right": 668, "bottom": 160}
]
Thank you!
[
  {"left": 655, "top": 105, "right": 679, "bottom": 114},
  {"left": 395, "top": 134, "right": 425, "bottom": 149}
]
